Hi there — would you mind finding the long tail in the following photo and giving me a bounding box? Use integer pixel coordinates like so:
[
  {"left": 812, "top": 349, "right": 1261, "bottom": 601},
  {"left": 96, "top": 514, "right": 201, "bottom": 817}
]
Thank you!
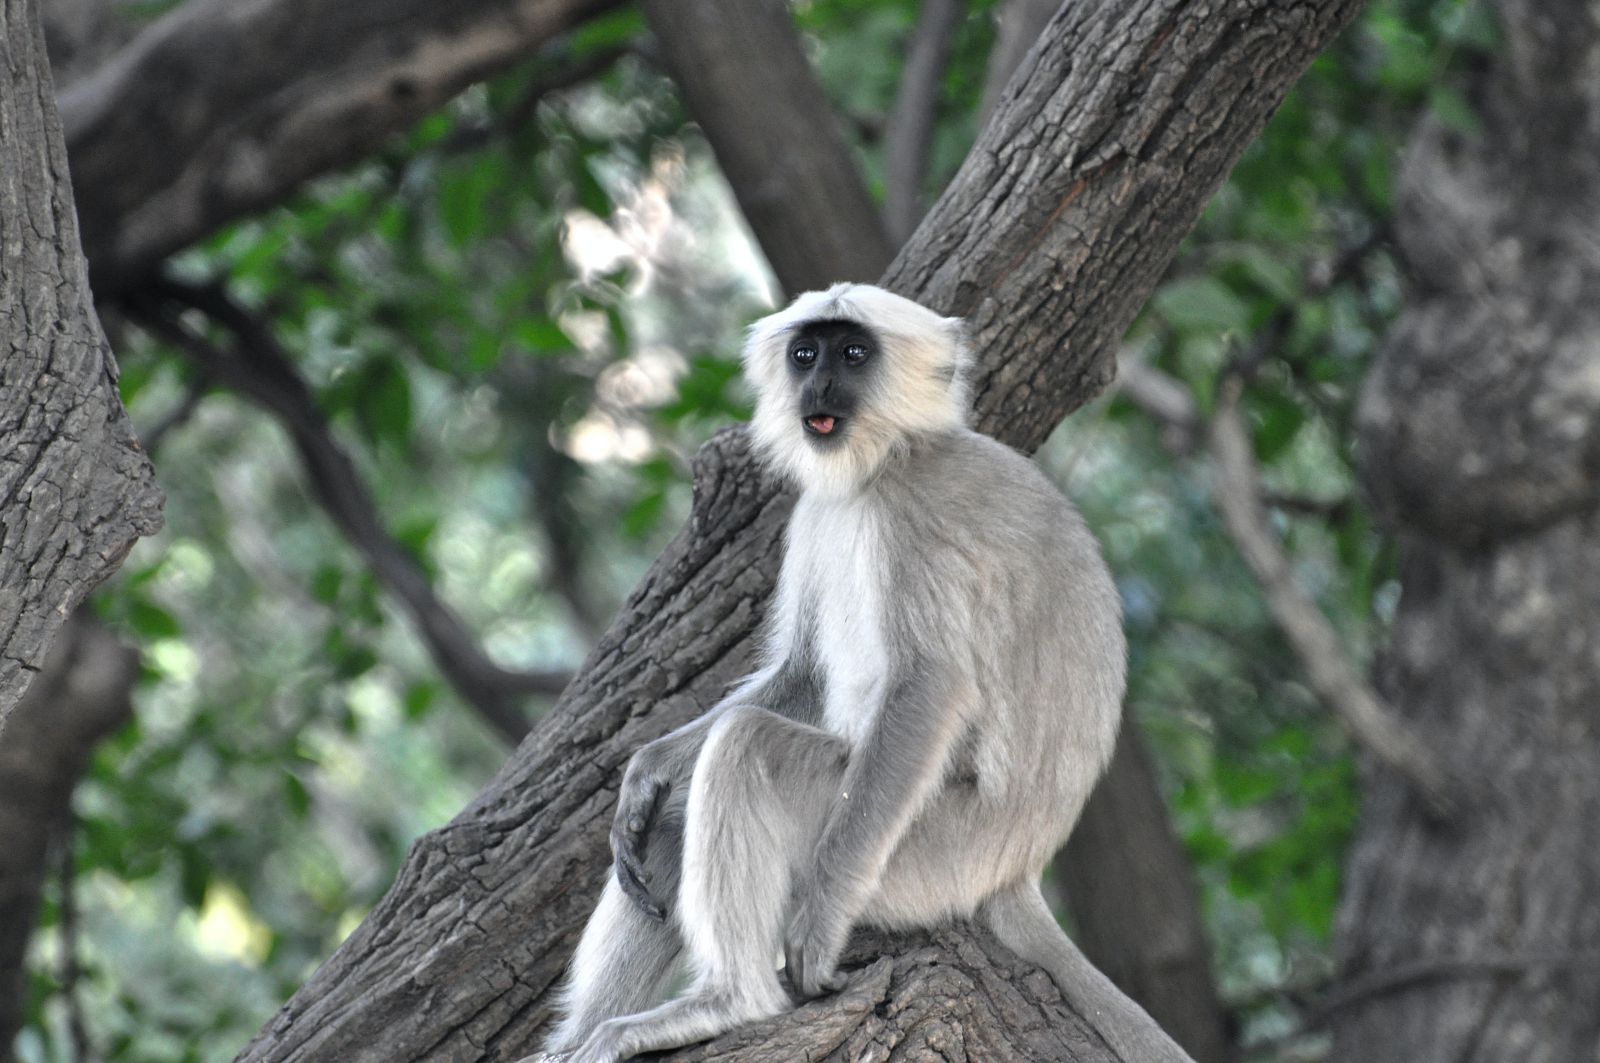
[{"left": 981, "top": 883, "right": 1196, "bottom": 1063}]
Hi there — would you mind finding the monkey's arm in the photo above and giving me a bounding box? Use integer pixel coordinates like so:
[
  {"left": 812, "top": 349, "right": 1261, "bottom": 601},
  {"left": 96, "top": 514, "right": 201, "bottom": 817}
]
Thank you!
[
  {"left": 784, "top": 661, "right": 966, "bottom": 996},
  {"left": 614, "top": 655, "right": 821, "bottom": 918}
]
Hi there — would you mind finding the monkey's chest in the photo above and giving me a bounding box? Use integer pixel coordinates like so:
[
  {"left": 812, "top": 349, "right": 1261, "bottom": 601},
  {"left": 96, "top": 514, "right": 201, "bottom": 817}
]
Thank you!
[{"left": 790, "top": 500, "right": 891, "bottom": 747}]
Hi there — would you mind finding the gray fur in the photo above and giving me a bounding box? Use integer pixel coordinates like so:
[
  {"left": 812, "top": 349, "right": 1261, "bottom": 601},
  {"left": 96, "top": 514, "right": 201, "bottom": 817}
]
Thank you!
[{"left": 536, "top": 285, "right": 1187, "bottom": 1063}]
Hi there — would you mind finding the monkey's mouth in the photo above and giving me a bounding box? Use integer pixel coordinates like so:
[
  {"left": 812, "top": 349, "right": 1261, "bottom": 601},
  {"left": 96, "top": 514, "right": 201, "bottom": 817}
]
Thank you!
[{"left": 802, "top": 414, "right": 843, "bottom": 438}]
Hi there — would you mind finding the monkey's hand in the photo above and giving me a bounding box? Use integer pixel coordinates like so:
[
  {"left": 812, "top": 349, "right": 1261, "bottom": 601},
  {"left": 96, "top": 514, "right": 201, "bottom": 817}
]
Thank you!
[
  {"left": 783, "top": 882, "right": 852, "bottom": 999},
  {"left": 610, "top": 744, "right": 673, "bottom": 922}
]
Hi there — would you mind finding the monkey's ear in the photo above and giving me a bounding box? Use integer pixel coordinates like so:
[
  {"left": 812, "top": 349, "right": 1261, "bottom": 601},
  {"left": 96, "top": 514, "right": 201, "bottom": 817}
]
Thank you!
[{"left": 943, "top": 316, "right": 975, "bottom": 363}]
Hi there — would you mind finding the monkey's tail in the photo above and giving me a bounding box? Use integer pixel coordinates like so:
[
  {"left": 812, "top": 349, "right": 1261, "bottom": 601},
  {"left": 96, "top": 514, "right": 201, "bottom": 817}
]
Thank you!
[{"left": 980, "top": 883, "right": 1196, "bottom": 1063}]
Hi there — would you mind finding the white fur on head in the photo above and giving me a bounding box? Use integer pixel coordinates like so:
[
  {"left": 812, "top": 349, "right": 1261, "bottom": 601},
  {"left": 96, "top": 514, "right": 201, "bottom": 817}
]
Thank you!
[{"left": 742, "top": 283, "right": 972, "bottom": 494}]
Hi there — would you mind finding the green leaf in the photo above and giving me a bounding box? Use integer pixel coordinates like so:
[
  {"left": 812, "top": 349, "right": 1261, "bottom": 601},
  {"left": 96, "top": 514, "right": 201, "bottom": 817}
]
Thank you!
[
  {"left": 311, "top": 565, "right": 343, "bottom": 604},
  {"left": 513, "top": 317, "right": 572, "bottom": 355},
  {"left": 354, "top": 360, "right": 413, "bottom": 447},
  {"left": 403, "top": 681, "right": 441, "bottom": 721},
  {"left": 621, "top": 489, "right": 667, "bottom": 540},
  {"left": 1252, "top": 394, "right": 1306, "bottom": 463},
  {"left": 282, "top": 770, "right": 311, "bottom": 819},
  {"left": 1429, "top": 85, "right": 1479, "bottom": 135},
  {"left": 1153, "top": 276, "right": 1250, "bottom": 333},
  {"left": 128, "top": 600, "right": 182, "bottom": 639}
]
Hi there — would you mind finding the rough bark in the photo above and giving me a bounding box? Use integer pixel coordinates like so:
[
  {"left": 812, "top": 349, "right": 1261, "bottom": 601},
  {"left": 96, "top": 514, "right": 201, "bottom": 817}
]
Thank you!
[
  {"left": 238, "top": 1, "right": 1365, "bottom": 1059},
  {"left": 0, "top": 613, "right": 138, "bottom": 1060},
  {"left": 1056, "top": 727, "right": 1231, "bottom": 1063},
  {"left": 639, "top": 0, "right": 894, "bottom": 297},
  {"left": 1331, "top": 1, "right": 1600, "bottom": 1058},
  {"left": 56, "top": 0, "right": 622, "bottom": 294},
  {"left": 0, "top": 0, "right": 162, "bottom": 729}
]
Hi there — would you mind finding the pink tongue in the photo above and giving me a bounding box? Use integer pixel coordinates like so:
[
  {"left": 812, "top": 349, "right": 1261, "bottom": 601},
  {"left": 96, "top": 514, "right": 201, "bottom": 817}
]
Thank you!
[{"left": 811, "top": 416, "right": 836, "bottom": 434}]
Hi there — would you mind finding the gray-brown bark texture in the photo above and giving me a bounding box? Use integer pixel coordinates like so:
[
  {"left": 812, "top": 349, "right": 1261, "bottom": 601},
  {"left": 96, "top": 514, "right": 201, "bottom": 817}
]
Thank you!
[
  {"left": 639, "top": 0, "right": 895, "bottom": 296},
  {"left": 0, "top": 0, "right": 161, "bottom": 729},
  {"left": 1332, "top": 1, "right": 1600, "bottom": 1058},
  {"left": 238, "top": 1, "right": 1365, "bottom": 1059},
  {"left": 57, "top": 0, "right": 622, "bottom": 294}
]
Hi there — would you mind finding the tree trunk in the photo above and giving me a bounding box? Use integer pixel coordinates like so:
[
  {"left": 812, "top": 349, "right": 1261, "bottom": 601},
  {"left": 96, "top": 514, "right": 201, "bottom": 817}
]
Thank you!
[
  {"left": 0, "top": 0, "right": 161, "bottom": 728},
  {"left": 1332, "top": 1, "right": 1600, "bottom": 1058},
  {"left": 235, "top": 2, "right": 1364, "bottom": 1059}
]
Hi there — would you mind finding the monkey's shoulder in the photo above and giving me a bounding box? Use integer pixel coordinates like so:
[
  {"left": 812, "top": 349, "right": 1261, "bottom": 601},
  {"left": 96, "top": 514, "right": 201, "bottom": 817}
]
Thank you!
[{"left": 878, "top": 428, "right": 1084, "bottom": 532}]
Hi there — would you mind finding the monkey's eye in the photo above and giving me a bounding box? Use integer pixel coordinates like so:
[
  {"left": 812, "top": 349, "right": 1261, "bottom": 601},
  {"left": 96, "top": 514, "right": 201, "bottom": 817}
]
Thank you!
[
  {"left": 843, "top": 343, "right": 870, "bottom": 366},
  {"left": 790, "top": 345, "right": 818, "bottom": 368}
]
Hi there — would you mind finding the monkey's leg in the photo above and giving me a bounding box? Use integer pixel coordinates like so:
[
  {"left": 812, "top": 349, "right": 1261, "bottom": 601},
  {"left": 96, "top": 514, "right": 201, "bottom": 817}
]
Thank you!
[
  {"left": 542, "top": 879, "right": 683, "bottom": 1054},
  {"left": 544, "top": 783, "right": 688, "bottom": 1054},
  {"left": 572, "top": 708, "right": 845, "bottom": 1063}
]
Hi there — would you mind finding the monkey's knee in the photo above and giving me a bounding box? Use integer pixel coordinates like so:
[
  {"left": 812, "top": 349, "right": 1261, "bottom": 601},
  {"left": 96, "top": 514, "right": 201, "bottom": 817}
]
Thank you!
[{"left": 694, "top": 708, "right": 845, "bottom": 802}]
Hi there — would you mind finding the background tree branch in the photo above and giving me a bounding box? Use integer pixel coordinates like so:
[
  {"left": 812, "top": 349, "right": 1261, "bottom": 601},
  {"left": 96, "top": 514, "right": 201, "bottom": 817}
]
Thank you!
[
  {"left": 1054, "top": 727, "right": 1231, "bottom": 1063},
  {"left": 59, "top": 0, "right": 624, "bottom": 293},
  {"left": 638, "top": 0, "right": 895, "bottom": 296},
  {"left": 124, "top": 279, "right": 568, "bottom": 743},
  {"left": 884, "top": 0, "right": 966, "bottom": 244},
  {"left": 0, "top": 612, "right": 139, "bottom": 1058},
  {"left": 234, "top": 1, "right": 1367, "bottom": 1058},
  {"left": 1207, "top": 375, "right": 1456, "bottom": 816},
  {"left": 979, "top": 0, "right": 1060, "bottom": 124}
]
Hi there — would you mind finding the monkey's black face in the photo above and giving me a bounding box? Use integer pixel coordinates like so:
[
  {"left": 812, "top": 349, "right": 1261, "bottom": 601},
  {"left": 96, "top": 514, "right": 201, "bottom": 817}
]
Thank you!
[{"left": 787, "top": 320, "right": 879, "bottom": 446}]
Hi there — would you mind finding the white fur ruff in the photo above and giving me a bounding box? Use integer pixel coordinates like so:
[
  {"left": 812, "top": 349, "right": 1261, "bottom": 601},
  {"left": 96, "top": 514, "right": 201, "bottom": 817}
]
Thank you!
[{"left": 742, "top": 283, "right": 972, "bottom": 495}]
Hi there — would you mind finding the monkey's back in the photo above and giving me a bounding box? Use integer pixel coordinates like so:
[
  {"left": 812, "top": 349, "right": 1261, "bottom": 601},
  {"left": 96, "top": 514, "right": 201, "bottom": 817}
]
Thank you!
[{"left": 871, "top": 427, "right": 1126, "bottom": 865}]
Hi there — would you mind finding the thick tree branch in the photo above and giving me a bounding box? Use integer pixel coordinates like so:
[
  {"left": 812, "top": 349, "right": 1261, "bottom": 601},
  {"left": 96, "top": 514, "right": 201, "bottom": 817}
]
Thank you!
[
  {"left": 0, "top": 0, "right": 162, "bottom": 727},
  {"left": 59, "top": 0, "right": 624, "bottom": 294},
  {"left": 638, "top": 0, "right": 894, "bottom": 296},
  {"left": 238, "top": 2, "right": 1366, "bottom": 1059},
  {"left": 123, "top": 280, "right": 567, "bottom": 743},
  {"left": 884, "top": 0, "right": 967, "bottom": 245}
]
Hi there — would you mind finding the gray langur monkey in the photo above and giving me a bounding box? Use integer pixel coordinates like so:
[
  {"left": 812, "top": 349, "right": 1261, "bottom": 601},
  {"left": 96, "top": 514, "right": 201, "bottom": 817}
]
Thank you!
[{"left": 536, "top": 284, "right": 1190, "bottom": 1063}]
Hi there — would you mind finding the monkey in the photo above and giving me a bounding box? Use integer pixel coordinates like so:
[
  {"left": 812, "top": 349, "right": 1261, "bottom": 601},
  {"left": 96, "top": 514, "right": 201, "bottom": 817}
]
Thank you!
[{"left": 535, "top": 284, "right": 1190, "bottom": 1063}]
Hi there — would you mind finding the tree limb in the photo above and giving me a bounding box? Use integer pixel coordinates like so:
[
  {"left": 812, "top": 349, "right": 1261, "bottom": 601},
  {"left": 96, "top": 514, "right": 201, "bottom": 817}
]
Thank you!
[
  {"left": 59, "top": 0, "right": 625, "bottom": 294},
  {"left": 1208, "top": 376, "right": 1457, "bottom": 817},
  {"left": 1114, "top": 359, "right": 1458, "bottom": 816},
  {"left": 0, "top": 613, "right": 138, "bottom": 1052},
  {"left": 638, "top": 0, "right": 894, "bottom": 296},
  {"left": 884, "top": 0, "right": 967, "bottom": 244},
  {"left": 238, "top": 1, "right": 1367, "bottom": 1058},
  {"left": 123, "top": 279, "right": 568, "bottom": 743}
]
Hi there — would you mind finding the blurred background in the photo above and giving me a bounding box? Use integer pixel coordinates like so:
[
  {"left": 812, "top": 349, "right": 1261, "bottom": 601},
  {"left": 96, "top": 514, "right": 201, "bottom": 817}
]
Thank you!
[{"left": 13, "top": 0, "right": 1589, "bottom": 1060}]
